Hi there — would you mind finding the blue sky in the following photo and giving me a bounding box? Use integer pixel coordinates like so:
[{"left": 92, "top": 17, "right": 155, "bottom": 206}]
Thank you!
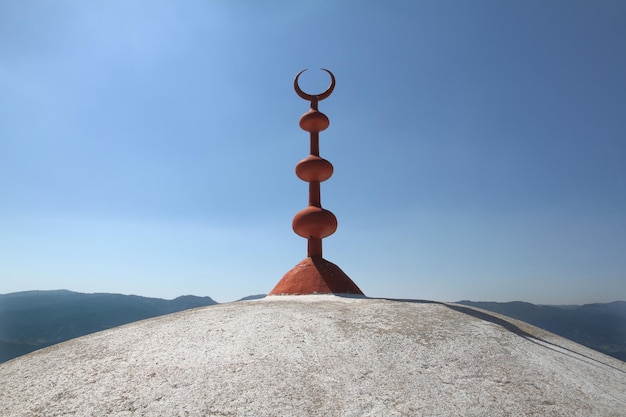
[{"left": 1, "top": 1, "right": 625, "bottom": 303}]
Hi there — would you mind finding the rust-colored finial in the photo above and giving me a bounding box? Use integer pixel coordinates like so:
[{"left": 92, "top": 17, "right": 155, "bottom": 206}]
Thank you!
[
  {"left": 269, "top": 69, "right": 364, "bottom": 296},
  {"left": 293, "top": 68, "right": 335, "bottom": 110}
]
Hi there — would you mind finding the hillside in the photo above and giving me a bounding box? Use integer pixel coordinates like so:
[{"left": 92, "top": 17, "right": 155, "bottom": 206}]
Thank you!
[
  {"left": 0, "top": 290, "right": 217, "bottom": 363},
  {"left": 457, "top": 300, "right": 626, "bottom": 362}
]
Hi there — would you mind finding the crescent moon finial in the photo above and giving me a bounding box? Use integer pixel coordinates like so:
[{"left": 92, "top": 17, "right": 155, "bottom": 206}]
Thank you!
[{"left": 294, "top": 68, "right": 336, "bottom": 102}]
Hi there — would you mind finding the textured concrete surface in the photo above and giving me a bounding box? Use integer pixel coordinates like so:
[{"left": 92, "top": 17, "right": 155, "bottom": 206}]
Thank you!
[{"left": 1, "top": 295, "right": 625, "bottom": 416}]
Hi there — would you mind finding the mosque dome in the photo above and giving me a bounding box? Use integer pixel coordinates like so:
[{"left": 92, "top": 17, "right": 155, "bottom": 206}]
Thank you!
[{"left": 1, "top": 295, "right": 624, "bottom": 416}]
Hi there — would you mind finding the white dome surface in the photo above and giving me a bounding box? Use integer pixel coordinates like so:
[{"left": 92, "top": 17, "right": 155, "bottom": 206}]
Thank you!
[{"left": 1, "top": 295, "right": 625, "bottom": 416}]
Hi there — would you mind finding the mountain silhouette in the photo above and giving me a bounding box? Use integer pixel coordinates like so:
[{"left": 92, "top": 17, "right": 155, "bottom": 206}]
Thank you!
[
  {"left": 0, "top": 290, "right": 217, "bottom": 363},
  {"left": 457, "top": 300, "right": 626, "bottom": 362}
]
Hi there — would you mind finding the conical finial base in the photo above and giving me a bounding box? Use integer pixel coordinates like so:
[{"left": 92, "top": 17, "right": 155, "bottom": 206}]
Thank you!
[{"left": 269, "top": 257, "right": 364, "bottom": 295}]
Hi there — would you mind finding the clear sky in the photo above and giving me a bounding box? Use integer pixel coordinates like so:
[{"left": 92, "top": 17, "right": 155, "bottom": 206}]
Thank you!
[{"left": 1, "top": 1, "right": 625, "bottom": 304}]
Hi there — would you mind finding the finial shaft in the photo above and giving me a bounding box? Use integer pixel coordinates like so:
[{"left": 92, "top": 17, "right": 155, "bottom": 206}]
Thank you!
[{"left": 269, "top": 69, "right": 364, "bottom": 296}]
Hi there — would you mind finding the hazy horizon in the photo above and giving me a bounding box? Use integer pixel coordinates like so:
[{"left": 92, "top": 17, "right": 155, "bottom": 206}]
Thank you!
[{"left": 1, "top": 288, "right": 624, "bottom": 306}]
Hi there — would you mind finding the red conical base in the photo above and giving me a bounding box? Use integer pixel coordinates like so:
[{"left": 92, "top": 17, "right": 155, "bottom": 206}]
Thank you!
[{"left": 269, "top": 257, "right": 364, "bottom": 295}]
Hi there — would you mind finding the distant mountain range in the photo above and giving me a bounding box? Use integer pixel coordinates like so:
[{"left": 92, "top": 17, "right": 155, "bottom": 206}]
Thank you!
[
  {"left": 1, "top": 291, "right": 624, "bottom": 364},
  {"left": 0, "top": 290, "right": 217, "bottom": 363},
  {"left": 456, "top": 300, "right": 626, "bottom": 362}
]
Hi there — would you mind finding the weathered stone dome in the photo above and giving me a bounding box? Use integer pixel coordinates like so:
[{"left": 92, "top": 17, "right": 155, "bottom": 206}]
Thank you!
[{"left": 1, "top": 295, "right": 624, "bottom": 416}]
